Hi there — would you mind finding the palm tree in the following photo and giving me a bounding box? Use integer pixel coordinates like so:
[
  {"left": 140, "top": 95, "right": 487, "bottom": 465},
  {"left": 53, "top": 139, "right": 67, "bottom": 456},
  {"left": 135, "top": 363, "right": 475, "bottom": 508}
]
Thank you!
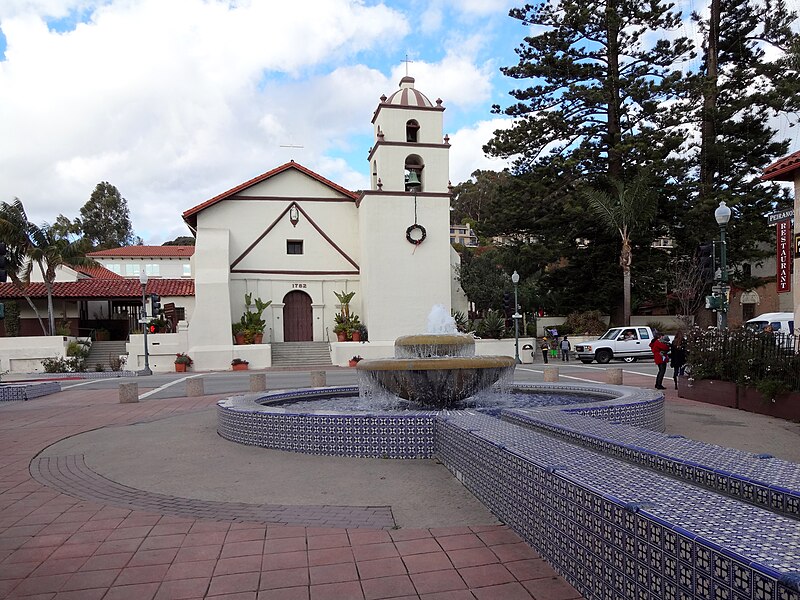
[
  {"left": 0, "top": 199, "right": 47, "bottom": 334},
  {"left": 581, "top": 174, "right": 658, "bottom": 326},
  {"left": 0, "top": 199, "right": 95, "bottom": 335}
]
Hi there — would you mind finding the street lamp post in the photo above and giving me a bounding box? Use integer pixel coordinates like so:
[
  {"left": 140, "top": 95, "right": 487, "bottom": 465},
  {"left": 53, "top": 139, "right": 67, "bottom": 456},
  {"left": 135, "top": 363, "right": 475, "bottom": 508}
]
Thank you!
[
  {"left": 139, "top": 271, "right": 152, "bottom": 375},
  {"left": 714, "top": 201, "right": 732, "bottom": 330},
  {"left": 511, "top": 271, "right": 521, "bottom": 364}
]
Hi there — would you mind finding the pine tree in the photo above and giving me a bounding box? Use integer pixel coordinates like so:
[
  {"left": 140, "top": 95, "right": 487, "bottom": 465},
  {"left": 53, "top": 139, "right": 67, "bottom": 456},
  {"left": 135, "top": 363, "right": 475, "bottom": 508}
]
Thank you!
[
  {"left": 79, "top": 182, "right": 135, "bottom": 250},
  {"left": 680, "top": 0, "right": 800, "bottom": 269},
  {"left": 486, "top": 0, "right": 693, "bottom": 181}
]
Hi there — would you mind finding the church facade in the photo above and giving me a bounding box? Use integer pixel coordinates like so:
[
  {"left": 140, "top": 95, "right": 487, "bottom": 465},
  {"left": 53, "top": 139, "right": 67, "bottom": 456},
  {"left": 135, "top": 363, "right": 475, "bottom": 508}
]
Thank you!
[{"left": 181, "top": 77, "right": 466, "bottom": 369}]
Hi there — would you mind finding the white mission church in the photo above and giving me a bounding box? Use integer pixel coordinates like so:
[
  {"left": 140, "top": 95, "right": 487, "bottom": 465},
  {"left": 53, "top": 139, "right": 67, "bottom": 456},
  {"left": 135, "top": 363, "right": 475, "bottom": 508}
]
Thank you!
[{"left": 181, "top": 76, "right": 468, "bottom": 370}]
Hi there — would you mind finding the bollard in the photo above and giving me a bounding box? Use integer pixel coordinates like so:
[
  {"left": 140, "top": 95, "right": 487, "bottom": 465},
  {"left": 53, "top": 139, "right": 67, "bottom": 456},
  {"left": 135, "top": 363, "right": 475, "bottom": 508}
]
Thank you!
[
  {"left": 249, "top": 373, "right": 267, "bottom": 392},
  {"left": 119, "top": 382, "right": 139, "bottom": 403},
  {"left": 543, "top": 366, "right": 559, "bottom": 382},
  {"left": 310, "top": 371, "right": 327, "bottom": 387},
  {"left": 186, "top": 377, "right": 204, "bottom": 397},
  {"left": 606, "top": 368, "right": 623, "bottom": 385}
]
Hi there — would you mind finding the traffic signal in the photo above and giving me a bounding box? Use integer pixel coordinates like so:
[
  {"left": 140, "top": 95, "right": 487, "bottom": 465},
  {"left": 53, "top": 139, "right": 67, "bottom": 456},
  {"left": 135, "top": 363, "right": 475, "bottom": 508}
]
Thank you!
[
  {"left": 697, "top": 242, "right": 714, "bottom": 282},
  {"left": 151, "top": 294, "right": 161, "bottom": 314},
  {"left": 148, "top": 323, "right": 157, "bottom": 334},
  {"left": 0, "top": 242, "right": 7, "bottom": 283},
  {"left": 502, "top": 292, "right": 513, "bottom": 317}
]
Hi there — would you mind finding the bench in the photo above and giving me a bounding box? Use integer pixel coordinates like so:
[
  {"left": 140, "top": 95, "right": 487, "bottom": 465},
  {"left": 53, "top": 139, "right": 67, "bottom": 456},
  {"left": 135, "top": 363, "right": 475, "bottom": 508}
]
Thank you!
[
  {"left": 435, "top": 411, "right": 800, "bottom": 600},
  {"left": 503, "top": 408, "right": 800, "bottom": 520}
]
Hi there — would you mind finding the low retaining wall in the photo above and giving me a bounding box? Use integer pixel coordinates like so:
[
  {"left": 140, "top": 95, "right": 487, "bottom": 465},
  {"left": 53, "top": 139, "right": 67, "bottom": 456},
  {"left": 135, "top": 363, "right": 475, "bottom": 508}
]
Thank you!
[
  {"left": 216, "top": 384, "right": 663, "bottom": 459},
  {"left": 217, "top": 387, "right": 437, "bottom": 459},
  {"left": 0, "top": 382, "right": 61, "bottom": 401},
  {"left": 679, "top": 376, "right": 800, "bottom": 421},
  {"left": 504, "top": 408, "right": 800, "bottom": 520},
  {"left": 436, "top": 412, "right": 800, "bottom": 600}
]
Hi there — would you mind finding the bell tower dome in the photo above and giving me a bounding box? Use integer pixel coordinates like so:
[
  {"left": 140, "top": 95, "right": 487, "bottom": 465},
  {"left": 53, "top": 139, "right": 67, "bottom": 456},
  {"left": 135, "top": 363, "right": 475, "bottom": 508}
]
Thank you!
[{"left": 358, "top": 76, "right": 453, "bottom": 341}]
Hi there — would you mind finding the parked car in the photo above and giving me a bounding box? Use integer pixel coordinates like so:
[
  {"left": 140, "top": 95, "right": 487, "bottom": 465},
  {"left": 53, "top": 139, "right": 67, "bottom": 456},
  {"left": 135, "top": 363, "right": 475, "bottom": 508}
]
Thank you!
[
  {"left": 744, "top": 312, "right": 794, "bottom": 336},
  {"left": 574, "top": 326, "right": 660, "bottom": 364}
]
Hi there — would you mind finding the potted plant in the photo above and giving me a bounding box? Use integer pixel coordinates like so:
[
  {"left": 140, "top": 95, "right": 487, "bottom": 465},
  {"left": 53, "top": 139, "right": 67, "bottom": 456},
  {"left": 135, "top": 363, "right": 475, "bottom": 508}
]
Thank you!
[
  {"left": 231, "top": 358, "right": 249, "bottom": 371},
  {"left": 174, "top": 353, "right": 193, "bottom": 372},
  {"left": 351, "top": 321, "right": 367, "bottom": 342},
  {"left": 333, "top": 313, "right": 349, "bottom": 342},
  {"left": 236, "top": 293, "right": 271, "bottom": 344},
  {"left": 348, "top": 355, "right": 363, "bottom": 367},
  {"left": 232, "top": 322, "right": 246, "bottom": 345}
]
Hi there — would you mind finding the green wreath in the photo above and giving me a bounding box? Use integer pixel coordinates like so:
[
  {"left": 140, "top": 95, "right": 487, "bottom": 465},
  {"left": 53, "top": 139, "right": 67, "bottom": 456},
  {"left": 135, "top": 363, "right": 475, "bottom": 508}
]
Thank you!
[{"left": 406, "top": 224, "right": 427, "bottom": 245}]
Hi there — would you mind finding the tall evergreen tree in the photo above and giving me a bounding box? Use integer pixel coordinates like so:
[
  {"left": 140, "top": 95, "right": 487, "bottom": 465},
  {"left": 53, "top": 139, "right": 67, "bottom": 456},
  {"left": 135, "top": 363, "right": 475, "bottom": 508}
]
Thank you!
[
  {"left": 680, "top": 0, "right": 800, "bottom": 269},
  {"left": 79, "top": 182, "right": 135, "bottom": 250},
  {"left": 486, "top": 0, "right": 693, "bottom": 181}
]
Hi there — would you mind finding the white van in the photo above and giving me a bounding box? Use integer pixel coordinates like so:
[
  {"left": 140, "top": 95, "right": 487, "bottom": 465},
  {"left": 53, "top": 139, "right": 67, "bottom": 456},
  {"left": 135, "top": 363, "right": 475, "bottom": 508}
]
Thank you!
[{"left": 744, "top": 312, "right": 794, "bottom": 336}]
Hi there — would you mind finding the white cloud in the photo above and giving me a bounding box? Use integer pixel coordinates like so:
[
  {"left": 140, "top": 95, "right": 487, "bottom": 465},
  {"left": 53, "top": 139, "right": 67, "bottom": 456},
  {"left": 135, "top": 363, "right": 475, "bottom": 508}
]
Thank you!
[
  {"left": 448, "top": 117, "right": 513, "bottom": 184},
  {"left": 0, "top": 0, "right": 409, "bottom": 242}
]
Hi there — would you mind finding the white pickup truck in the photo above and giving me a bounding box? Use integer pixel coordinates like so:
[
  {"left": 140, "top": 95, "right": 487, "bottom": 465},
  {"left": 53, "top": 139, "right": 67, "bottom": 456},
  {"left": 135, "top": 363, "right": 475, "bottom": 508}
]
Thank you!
[{"left": 574, "top": 326, "right": 659, "bottom": 364}]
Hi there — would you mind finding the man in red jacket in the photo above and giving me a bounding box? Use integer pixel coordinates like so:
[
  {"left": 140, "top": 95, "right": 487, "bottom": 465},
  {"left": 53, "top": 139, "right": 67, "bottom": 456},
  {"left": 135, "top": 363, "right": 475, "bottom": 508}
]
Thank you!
[{"left": 650, "top": 334, "right": 671, "bottom": 390}]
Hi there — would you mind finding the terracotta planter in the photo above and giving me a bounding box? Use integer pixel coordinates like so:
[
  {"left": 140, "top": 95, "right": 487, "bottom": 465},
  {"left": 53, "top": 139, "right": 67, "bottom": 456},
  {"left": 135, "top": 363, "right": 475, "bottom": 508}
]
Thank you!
[
  {"left": 336, "top": 332, "right": 347, "bottom": 342},
  {"left": 254, "top": 333, "right": 264, "bottom": 344},
  {"left": 351, "top": 331, "right": 361, "bottom": 342},
  {"left": 348, "top": 360, "right": 358, "bottom": 367},
  {"left": 175, "top": 363, "right": 187, "bottom": 372},
  {"left": 234, "top": 333, "right": 246, "bottom": 345},
  {"left": 677, "top": 376, "right": 736, "bottom": 407},
  {"left": 738, "top": 386, "right": 800, "bottom": 420},
  {"left": 232, "top": 363, "right": 249, "bottom": 371}
]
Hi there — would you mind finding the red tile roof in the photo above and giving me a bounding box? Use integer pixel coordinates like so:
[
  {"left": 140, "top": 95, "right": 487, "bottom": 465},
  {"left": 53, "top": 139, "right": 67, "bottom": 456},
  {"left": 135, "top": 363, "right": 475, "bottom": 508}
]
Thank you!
[
  {"left": 87, "top": 246, "right": 195, "bottom": 258},
  {"left": 761, "top": 150, "right": 800, "bottom": 182},
  {"left": 0, "top": 279, "right": 194, "bottom": 299},
  {"left": 182, "top": 161, "right": 358, "bottom": 229},
  {"left": 74, "top": 264, "right": 124, "bottom": 279}
]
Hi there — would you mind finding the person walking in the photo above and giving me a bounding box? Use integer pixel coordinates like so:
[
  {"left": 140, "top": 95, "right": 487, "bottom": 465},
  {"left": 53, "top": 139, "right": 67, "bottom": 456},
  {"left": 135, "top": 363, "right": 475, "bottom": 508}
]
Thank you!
[
  {"left": 670, "top": 331, "right": 687, "bottom": 390},
  {"left": 560, "top": 336, "right": 571, "bottom": 361},
  {"left": 540, "top": 337, "right": 549, "bottom": 363},
  {"left": 650, "top": 334, "right": 671, "bottom": 390}
]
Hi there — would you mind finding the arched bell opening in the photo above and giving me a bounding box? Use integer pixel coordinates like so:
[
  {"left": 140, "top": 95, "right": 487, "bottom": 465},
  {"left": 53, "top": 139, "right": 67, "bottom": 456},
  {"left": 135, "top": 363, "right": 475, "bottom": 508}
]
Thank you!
[
  {"left": 404, "top": 154, "right": 424, "bottom": 192},
  {"left": 406, "top": 119, "right": 420, "bottom": 142}
]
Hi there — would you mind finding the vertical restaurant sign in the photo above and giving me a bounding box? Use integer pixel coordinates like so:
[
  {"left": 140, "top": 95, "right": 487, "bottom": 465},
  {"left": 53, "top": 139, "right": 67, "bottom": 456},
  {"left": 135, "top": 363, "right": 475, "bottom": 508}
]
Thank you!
[{"left": 777, "top": 218, "right": 792, "bottom": 293}]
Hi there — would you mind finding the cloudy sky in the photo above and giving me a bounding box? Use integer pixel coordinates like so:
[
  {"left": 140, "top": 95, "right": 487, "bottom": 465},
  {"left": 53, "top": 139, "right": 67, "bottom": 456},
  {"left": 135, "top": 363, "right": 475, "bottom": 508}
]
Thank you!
[{"left": 1, "top": 0, "right": 798, "bottom": 244}]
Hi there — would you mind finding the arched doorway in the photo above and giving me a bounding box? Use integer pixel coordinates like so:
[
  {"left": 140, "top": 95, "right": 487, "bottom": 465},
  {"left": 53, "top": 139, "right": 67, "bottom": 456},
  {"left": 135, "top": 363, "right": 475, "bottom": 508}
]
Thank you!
[{"left": 283, "top": 291, "right": 313, "bottom": 342}]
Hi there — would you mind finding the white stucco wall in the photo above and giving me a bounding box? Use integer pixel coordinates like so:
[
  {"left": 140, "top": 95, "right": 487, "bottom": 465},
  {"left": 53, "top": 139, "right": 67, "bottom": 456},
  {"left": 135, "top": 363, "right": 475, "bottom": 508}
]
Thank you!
[{"left": 0, "top": 336, "right": 71, "bottom": 373}]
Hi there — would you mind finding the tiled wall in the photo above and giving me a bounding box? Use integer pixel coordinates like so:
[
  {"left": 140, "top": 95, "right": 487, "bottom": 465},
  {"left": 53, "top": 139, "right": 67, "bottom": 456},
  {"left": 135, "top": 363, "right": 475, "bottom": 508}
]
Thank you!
[
  {"left": 216, "top": 384, "right": 663, "bottom": 460},
  {"left": 217, "top": 388, "right": 437, "bottom": 459},
  {"left": 0, "top": 381, "right": 61, "bottom": 401},
  {"left": 436, "top": 412, "right": 800, "bottom": 600},
  {"left": 503, "top": 409, "right": 800, "bottom": 521}
]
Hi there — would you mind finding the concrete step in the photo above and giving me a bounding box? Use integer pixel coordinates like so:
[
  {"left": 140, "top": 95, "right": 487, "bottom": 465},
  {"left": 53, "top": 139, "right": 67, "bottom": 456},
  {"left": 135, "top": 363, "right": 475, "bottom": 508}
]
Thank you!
[
  {"left": 85, "top": 341, "right": 128, "bottom": 371},
  {"left": 271, "top": 342, "right": 332, "bottom": 367}
]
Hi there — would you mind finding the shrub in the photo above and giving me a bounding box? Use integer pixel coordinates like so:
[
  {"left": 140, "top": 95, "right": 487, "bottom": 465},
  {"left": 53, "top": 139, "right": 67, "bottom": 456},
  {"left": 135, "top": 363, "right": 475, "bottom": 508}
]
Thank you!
[
  {"left": 4, "top": 301, "right": 20, "bottom": 337},
  {"left": 67, "top": 340, "right": 90, "bottom": 359},
  {"left": 476, "top": 310, "right": 507, "bottom": 339},
  {"left": 561, "top": 311, "right": 607, "bottom": 336},
  {"left": 685, "top": 327, "right": 800, "bottom": 394}
]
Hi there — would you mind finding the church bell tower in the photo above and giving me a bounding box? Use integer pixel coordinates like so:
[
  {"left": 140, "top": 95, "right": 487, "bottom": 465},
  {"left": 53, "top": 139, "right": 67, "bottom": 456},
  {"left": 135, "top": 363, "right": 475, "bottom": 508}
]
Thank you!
[{"left": 358, "top": 76, "right": 453, "bottom": 341}]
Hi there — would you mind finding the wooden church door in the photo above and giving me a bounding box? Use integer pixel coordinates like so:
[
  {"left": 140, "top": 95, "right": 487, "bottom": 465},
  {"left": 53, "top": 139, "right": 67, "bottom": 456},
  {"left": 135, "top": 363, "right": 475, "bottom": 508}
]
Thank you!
[{"left": 283, "top": 291, "right": 313, "bottom": 342}]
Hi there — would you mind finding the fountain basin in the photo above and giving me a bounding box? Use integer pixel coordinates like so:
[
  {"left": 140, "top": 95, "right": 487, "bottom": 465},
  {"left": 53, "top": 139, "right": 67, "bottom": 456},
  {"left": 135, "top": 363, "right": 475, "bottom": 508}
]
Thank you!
[
  {"left": 216, "top": 383, "right": 665, "bottom": 459},
  {"left": 356, "top": 356, "right": 516, "bottom": 407}
]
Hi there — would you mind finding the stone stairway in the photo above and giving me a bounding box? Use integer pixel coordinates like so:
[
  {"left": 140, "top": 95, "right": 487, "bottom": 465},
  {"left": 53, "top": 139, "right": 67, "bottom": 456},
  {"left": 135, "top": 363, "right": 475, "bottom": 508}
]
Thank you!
[
  {"left": 270, "top": 342, "right": 332, "bottom": 368},
  {"left": 85, "top": 340, "right": 128, "bottom": 372}
]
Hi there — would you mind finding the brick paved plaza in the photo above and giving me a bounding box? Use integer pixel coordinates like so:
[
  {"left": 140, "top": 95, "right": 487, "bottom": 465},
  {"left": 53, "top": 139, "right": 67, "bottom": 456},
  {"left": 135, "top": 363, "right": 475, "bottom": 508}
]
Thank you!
[{"left": 0, "top": 385, "right": 585, "bottom": 600}]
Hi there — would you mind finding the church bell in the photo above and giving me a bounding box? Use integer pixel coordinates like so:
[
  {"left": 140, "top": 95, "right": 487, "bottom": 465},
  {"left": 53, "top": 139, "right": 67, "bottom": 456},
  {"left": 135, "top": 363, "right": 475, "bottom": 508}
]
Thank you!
[{"left": 405, "top": 171, "right": 422, "bottom": 191}]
